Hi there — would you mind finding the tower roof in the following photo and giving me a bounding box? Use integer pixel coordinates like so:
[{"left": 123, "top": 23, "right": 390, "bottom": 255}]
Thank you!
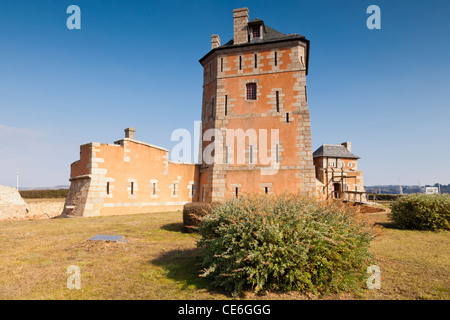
[{"left": 199, "top": 11, "right": 310, "bottom": 74}]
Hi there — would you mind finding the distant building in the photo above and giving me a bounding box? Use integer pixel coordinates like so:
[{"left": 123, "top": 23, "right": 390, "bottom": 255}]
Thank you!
[{"left": 424, "top": 187, "right": 439, "bottom": 194}]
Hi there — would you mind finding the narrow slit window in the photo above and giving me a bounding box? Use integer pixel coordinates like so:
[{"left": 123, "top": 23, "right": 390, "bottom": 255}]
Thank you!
[
  {"left": 173, "top": 183, "right": 178, "bottom": 196},
  {"left": 106, "top": 182, "right": 110, "bottom": 195},
  {"left": 254, "top": 54, "right": 257, "bottom": 68},
  {"left": 152, "top": 183, "right": 156, "bottom": 195},
  {"left": 225, "top": 95, "right": 228, "bottom": 116},
  {"left": 276, "top": 91, "right": 280, "bottom": 112},
  {"left": 276, "top": 144, "right": 279, "bottom": 163},
  {"left": 249, "top": 145, "right": 253, "bottom": 164},
  {"left": 265, "top": 187, "right": 268, "bottom": 194},
  {"left": 286, "top": 113, "right": 290, "bottom": 123},
  {"left": 239, "top": 56, "right": 242, "bottom": 70},
  {"left": 235, "top": 187, "right": 239, "bottom": 198},
  {"left": 220, "top": 58, "right": 223, "bottom": 72},
  {"left": 131, "top": 182, "right": 134, "bottom": 195},
  {"left": 191, "top": 185, "right": 195, "bottom": 197},
  {"left": 274, "top": 51, "right": 278, "bottom": 66}
]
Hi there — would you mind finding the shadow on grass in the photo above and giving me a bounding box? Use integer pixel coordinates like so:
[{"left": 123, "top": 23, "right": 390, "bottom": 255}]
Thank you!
[
  {"left": 161, "top": 222, "right": 200, "bottom": 234},
  {"left": 150, "top": 247, "right": 227, "bottom": 295},
  {"left": 375, "top": 221, "right": 401, "bottom": 229},
  {"left": 161, "top": 222, "right": 186, "bottom": 233}
]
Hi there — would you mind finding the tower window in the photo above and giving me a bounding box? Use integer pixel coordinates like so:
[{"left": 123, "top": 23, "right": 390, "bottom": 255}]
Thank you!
[
  {"left": 235, "top": 187, "right": 239, "bottom": 198},
  {"left": 239, "top": 56, "right": 242, "bottom": 70},
  {"left": 225, "top": 95, "right": 228, "bottom": 116},
  {"left": 220, "top": 58, "right": 223, "bottom": 72},
  {"left": 246, "top": 83, "right": 257, "bottom": 100},
  {"left": 254, "top": 54, "right": 258, "bottom": 68},
  {"left": 131, "top": 182, "right": 134, "bottom": 195},
  {"left": 276, "top": 91, "right": 280, "bottom": 112},
  {"left": 274, "top": 51, "right": 278, "bottom": 66},
  {"left": 106, "top": 182, "right": 110, "bottom": 195},
  {"left": 265, "top": 187, "right": 268, "bottom": 194},
  {"left": 252, "top": 26, "right": 260, "bottom": 38},
  {"left": 152, "top": 182, "right": 157, "bottom": 195},
  {"left": 286, "top": 113, "right": 290, "bottom": 123}
]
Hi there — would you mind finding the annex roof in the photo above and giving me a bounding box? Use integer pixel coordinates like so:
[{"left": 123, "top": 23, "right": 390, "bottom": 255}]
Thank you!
[{"left": 313, "top": 144, "right": 360, "bottom": 159}]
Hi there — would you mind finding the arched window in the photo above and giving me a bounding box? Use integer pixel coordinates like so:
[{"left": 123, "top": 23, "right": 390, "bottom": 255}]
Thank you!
[{"left": 246, "top": 83, "right": 257, "bottom": 100}]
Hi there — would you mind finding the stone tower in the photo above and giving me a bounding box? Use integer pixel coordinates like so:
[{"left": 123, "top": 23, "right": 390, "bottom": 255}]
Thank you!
[{"left": 198, "top": 7, "right": 316, "bottom": 202}]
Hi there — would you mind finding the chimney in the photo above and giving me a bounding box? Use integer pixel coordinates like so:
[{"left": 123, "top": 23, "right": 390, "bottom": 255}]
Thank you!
[
  {"left": 211, "top": 34, "right": 221, "bottom": 49},
  {"left": 341, "top": 142, "right": 351, "bottom": 152},
  {"left": 125, "top": 127, "right": 136, "bottom": 139},
  {"left": 233, "top": 8, "right": 249, "bottom": 45}
]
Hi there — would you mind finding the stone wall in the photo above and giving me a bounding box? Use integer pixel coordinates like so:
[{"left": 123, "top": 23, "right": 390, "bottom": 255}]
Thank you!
[
  {"left": 0, "top": 185, "right": 27, "bottom": 220},
  {"left": 64, "top": 134, "right": 200, "bottom": 217}
]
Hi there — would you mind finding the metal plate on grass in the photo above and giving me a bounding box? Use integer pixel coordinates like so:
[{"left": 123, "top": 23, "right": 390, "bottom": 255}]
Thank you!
[{"left": 88, "top": 235, "right": 127, "bottom": 243}]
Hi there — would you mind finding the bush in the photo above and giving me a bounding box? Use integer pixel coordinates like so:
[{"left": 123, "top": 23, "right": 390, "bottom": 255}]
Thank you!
[
  {"left": 375, "top": 194, "right": 404, "bottom": 201},
  {"left": 197, "top": 194, "right": 374, "bottom": 296},
  {"left": 19, "top": 189, "right": 69, "bottom": 199},
  {"left": 390, "top": 194, "right": 450, "bottom": 230},
  {"left": 183, "top": 202, "right": 219, "bottom": 232}
]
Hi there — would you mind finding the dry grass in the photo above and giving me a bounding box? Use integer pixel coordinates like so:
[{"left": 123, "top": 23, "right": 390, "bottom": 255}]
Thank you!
[{"left": 0, "top": 203, "right": 448, "bottom": 300}]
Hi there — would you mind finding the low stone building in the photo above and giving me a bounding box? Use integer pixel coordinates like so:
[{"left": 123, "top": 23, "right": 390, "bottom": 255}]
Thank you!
[
  {"left": 63, "top": 128, "right": 199, "bottom": 217},
  {"left": 0, "top": 185, "right": 28, "bottom": 220}
]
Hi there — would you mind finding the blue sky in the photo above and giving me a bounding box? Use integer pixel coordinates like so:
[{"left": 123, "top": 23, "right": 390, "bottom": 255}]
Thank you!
[{"left": 0, "top": 0, "right": 449, "bottom": 188}]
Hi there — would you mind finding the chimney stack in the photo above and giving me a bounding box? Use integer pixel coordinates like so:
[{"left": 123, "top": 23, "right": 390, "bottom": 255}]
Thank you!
[
  {"left": 233, "top": 8, "right": 249, "bottom": 45},
  {"left": 341, "top": 142, "right": 351, "bottom": 152},
  {"left": 211, "top": 34, "right": 221, "bottom": 49},
  {"left": 125, "top": 127, "right": 136, "bottom": 139}
]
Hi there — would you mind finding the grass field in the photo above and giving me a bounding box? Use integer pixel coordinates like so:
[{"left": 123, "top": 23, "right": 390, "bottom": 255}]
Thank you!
[{"left": 0, "top": 207, "right": 448, "bottom": 300}]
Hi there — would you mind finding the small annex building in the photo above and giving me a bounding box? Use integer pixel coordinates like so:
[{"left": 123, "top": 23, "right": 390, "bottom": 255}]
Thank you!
[
  {"left": 313, "top": 142, "right": 365, "bottom": 201},
  {"left": 63, "top": 128, "right": 199, "bottom": 217}
]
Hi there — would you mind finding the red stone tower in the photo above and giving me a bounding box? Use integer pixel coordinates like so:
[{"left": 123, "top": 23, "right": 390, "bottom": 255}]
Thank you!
[{"left": 198, "top": 8, "right": 316, "bottom": 201}]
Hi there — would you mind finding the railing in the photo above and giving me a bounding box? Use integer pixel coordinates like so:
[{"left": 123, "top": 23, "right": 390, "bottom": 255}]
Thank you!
[{"left": 334, "top": 191, "right": 377, "bottom": 203}]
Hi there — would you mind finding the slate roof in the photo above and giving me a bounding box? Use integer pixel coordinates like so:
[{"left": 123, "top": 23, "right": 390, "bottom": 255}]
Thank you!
[
  {"left": 199, "top": 19, "right": 310, "bottom": 74},
  {"left": 220, "top": 25, "right": 306, "bottom": 48},
  {"left": 313, "top": 144, "right": 360, "bottom": 159}
]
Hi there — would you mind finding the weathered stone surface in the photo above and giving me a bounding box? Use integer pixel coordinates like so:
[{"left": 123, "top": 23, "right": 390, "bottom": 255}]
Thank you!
[
  {"left": 88, "top": 235, "right": 127, "bottom": 243},
  {"left": 0, "top": 185, "right": 28, "bottom": 220}
]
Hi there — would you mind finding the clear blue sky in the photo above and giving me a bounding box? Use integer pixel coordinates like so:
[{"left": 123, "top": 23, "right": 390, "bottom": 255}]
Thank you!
[{"left": 0, "top": 0, "right": 449, "bottom": 188}]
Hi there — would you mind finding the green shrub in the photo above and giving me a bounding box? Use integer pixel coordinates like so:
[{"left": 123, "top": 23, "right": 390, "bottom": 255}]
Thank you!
[
  {"left": 375, "top": 194, "right": 404, "bottom": 201},
  {"left": 197, "top": 194, "right": 374, "bottom": 296},
  {"left": 390, "top": 194, "right": 450, "bottom": 230},
  {"left": 183, "top": 202, "right": 219, "bottom": 232},
  {"left": 19, "top": 189, "right": 69, "bottom": 199}
]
